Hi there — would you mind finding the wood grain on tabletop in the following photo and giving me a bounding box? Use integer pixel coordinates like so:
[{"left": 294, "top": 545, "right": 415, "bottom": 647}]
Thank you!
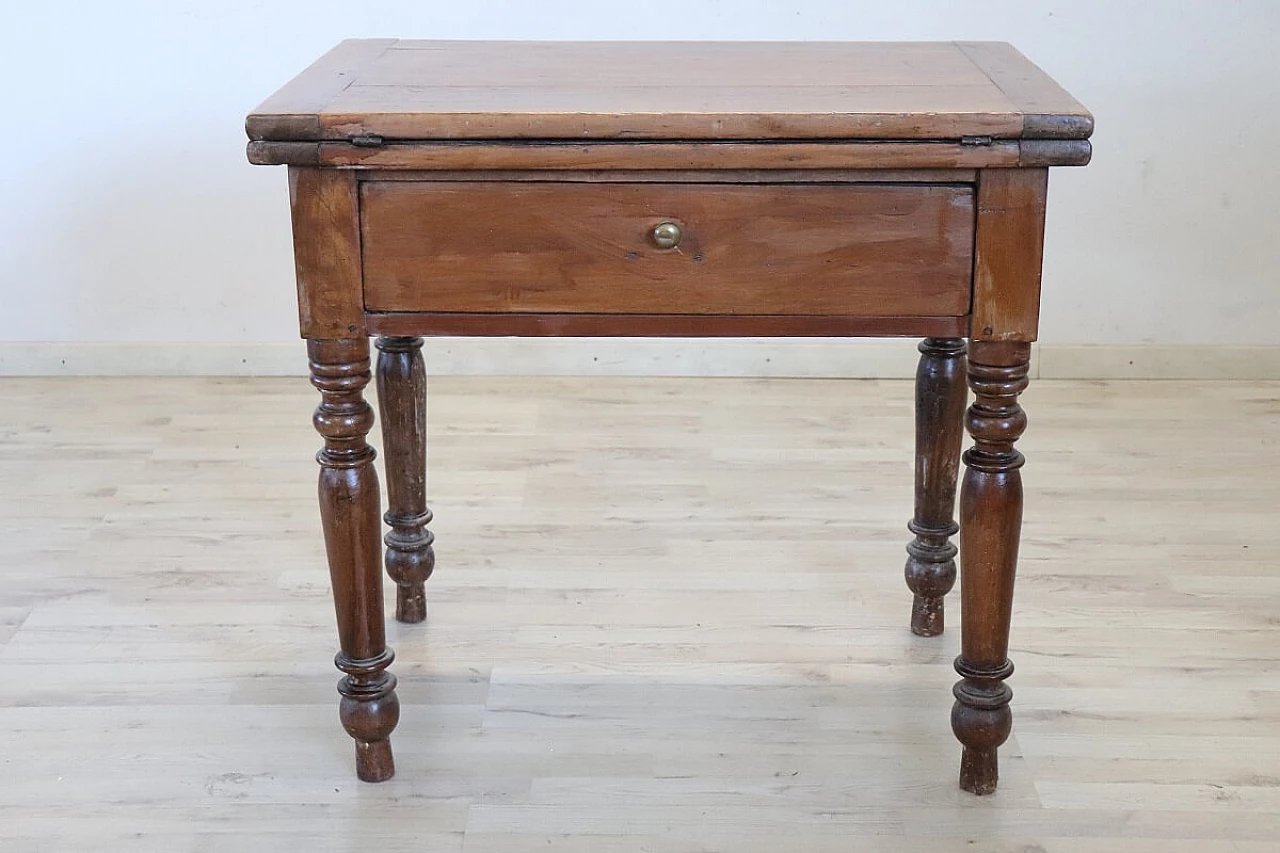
[
  {"left": 1, "top": 375, "right": 1278, "bottom": 849},
  {"left": 246, "top": 40, "right": 1093, "bottom": 143}
]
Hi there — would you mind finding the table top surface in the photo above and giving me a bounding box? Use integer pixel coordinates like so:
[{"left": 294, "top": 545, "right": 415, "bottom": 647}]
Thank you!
[{"left": 247, "top": 40, "right": 1092, "bottom": 144}]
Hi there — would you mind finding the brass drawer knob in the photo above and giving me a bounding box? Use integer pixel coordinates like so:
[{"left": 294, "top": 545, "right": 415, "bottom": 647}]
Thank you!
[{"left": 651, "top": 221, "right": 683, "bottom": 249}]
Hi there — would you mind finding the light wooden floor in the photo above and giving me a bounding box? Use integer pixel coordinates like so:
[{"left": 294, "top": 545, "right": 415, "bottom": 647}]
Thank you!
[{"left": 1, "top": 376, "right": 1278, "bottom": 852}]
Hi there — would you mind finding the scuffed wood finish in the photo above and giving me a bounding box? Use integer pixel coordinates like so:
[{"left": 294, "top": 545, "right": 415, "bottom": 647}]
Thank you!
[
  {"left": 309, "top": 338, "right": 399, "bottom": 782},
  {"left": 365, "top": 312, "right": 969, "bottom": 339},
  {"left": 246, "top": 39, "right": 396, "bottom": 141},
  {"left": 972, "top": 169, "right": 1050, "bottom": 342},
  {"left": 251, "top": 139, "right": 1024, "bottom": 170},
  {"left": 361, "top": 168, "right": 981, "bottom": 184},
  {"left": 953, "top": 340, "right": 1031, "bottom": 794},
  {"left": 326, "top": 140, "right": 1017, "bottom": 170},
  {"left": 375, "top": 336, "right": 435, "bottom": 624},
  {"left": 250, "top": 138, "right": 1092, "bottom": 170},
  {"left": 249, "top": 40, "right": 1093, "bottom": 791},
  {"left": 1019, "top": 139, "right": 1092, "bottom": 168},
  {"left": 247, "top": 41, "right": 1093, "bottom": 144},
  {"left": 956, "top": 42, "right": 1094, "bottom": 139},
  {"left": 904, "top": 338, "right": 967, "bottom": 636},
  {"left": 360, "top": 182, "right": 974, "bottom": 316},
  {"left": 288, "top": 168, "right": 364, "bottom": 339}
]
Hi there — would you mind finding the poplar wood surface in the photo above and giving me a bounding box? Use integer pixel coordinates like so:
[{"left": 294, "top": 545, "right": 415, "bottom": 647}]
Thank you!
[
  {"left": 375, "top": 336, "right": 435, "bottom": 624},
  {"left": 360, "top": 181, "right": 974, "bottom": 317},
  {"left": 288, "top": 168, "right": 364, "bottom": 338},
  {"left": 1, "top": 376, "right": 1276, "bottom": 849},
  {"left": 246, "top": 37, "right": 1096, "bottom": 792},
  {"left": 246, "top": 139, "right": 1089, "bottom": 170},
  {"left": 308, "top": 338, "right": 399, "bottom": 782},
  {"left": 363, "top": 312, "right": 970, "bottom": 339},
  {"left": 972, "top": 170, "right": 1050, "bottom": 342},
  {"left": 904, "top": 338, "right": 967, "bottom": 636},
  {"left": 247, "top": 41, "right": 1092, "bottom": 143}
]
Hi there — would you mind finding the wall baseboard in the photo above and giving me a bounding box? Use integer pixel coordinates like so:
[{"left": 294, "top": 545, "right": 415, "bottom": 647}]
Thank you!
[
  {"left": 1, "top": 341, "right": 1278, "bottom": 380},
  {"left": 1035, "top": 345, "right": 1280, "bottom": 379}
]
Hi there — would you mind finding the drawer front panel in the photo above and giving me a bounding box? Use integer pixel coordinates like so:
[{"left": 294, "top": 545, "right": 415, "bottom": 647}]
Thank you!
[{"left": 360, "top": 181, "right": 973, "bottom": 316}]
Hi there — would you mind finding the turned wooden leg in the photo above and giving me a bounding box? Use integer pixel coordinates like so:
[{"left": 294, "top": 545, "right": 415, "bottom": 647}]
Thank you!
[
  {"left": 375, "top": 336, "right": 436, "bottom": 624},
  {"left": 309, "top": 338, "right": 399, "bottom": 783},
  {"left": 951, "top": 340, "right": 1030, "bottom": 795},
  {"left": 904, "top": 337, "right": 967, "bottom": 636}
]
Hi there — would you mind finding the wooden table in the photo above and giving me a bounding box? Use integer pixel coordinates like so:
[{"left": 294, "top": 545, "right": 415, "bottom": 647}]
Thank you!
[{"left": 246, "top": 40, "right": 1092, "bottom": 793}]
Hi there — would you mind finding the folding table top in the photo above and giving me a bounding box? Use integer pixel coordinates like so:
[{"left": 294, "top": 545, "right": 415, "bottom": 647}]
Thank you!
[{"left": 246, "top": 40, "right": 1093, "bottom": 143}]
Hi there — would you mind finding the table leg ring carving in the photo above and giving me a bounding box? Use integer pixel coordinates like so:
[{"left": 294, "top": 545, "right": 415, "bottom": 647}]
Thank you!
[
  {"left": 310, "top": 338, "right": 401, "bottom": 782},
  {"left": 384, "top": 510, "right": 434, "bottom": 623},
  {"left": 376, "top": 336, "right": 436, "bottom": 624},
  {"left": 904, "top": 337, "right": 966, "bottom": 636},
  {"left": 951, "top": 658, "right": 1015, "bottom": 795},
  {"left": 337, "top": 650, "right": 400, "bottom": 783},
  {"left": 905, "top": 521, "right": 958, "bottom": 636}
]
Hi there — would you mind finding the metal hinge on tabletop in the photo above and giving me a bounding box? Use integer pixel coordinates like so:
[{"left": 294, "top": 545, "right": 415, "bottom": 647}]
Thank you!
[
  {"left": 960, "top": 135, "right": 994, "bottom": 147},
  {"left": 349, "top": 134, "right": 385, "bottom": 147}
]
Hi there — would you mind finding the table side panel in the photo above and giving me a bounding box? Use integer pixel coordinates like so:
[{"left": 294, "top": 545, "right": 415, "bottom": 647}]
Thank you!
[
  {"left": 971, "top": 168, "right": 1049, "bottom": 342},
  {"left": 289, "top": 167, "right": 366, "bottom": 338}
]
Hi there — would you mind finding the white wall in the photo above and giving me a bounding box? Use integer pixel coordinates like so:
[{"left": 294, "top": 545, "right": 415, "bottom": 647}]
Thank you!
[{"left": 2, "top": 1, "right": 1277, "bottom": 358}]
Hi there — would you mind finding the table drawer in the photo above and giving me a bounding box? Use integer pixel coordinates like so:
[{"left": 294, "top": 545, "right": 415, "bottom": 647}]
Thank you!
[{"left": 360, "top": 181, "right": 973, "bottom": 316}]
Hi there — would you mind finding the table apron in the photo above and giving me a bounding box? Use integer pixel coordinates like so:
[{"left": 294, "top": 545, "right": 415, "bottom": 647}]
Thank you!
[{"left": 363, "top": 312, "right": 970, "bottom": 338}]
